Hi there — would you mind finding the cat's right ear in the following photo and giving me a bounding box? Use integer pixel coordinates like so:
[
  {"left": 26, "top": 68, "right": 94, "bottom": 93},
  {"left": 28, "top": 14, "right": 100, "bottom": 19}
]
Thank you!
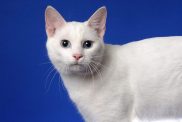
[{"left": 45, "top": 6, "right": 66, "bottom": 37}]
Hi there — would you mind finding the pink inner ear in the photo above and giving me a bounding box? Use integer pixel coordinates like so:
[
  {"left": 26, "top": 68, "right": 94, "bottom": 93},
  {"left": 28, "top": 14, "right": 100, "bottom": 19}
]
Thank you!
[
  {"left": 46, "top": 27, "right": 56, "bottom": 37},
  {"left": 45, "top": 6, "right": 66, "bottom": 37}
]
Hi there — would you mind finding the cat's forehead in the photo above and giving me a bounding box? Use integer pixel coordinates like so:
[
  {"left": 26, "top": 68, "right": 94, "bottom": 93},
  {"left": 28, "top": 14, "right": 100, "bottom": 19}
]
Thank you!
[
  {"left": 55, "top": 21, "right": 97, "bottom": 40},
  {"left": 66, "top": 21, "right": 87, "bottom": 33}
]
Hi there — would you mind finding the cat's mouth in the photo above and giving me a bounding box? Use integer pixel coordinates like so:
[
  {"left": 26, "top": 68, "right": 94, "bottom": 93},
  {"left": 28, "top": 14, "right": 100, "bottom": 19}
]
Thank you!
[
  {"left": 70, "top": 60, "right": 86, "bottom": 65},
  {"left": 72, "top": 62, "right": 79, "bottom": 65},
  {"left": 70, "top": 62, "right": 81, "bottom": 66}
]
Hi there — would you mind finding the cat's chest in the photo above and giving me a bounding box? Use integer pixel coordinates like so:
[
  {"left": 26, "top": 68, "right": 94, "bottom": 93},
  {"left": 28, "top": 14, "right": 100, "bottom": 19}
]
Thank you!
[
  {"left": 63, "top": 76, "right": 126, "bottom": 120},
  {"left": 63, "top": 73, "right": 116, "bottom": 100},
  {"left": 62, "top": 68, "right": 130, "bottom": 114}
]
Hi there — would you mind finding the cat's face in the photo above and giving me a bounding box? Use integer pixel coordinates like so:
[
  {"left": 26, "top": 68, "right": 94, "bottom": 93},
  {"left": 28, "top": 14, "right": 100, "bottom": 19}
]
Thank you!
[{"left": 45, "top": 6, "right": 107, "bottom": 75}]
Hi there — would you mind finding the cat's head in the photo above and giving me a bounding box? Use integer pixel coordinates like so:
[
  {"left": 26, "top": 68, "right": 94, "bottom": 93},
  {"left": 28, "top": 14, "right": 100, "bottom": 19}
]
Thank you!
[{"left": 45, "top": 6, "right": 107, "bottom": 75}]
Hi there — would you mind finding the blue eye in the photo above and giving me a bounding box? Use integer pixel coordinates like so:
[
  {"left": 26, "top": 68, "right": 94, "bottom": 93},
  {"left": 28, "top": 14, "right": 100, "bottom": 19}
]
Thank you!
[
  {"left": 83, "top": 40, "right": 93, "bottom": 49},
  {"left": 61, "top": 40, "right": 71, "bottom": 48}
]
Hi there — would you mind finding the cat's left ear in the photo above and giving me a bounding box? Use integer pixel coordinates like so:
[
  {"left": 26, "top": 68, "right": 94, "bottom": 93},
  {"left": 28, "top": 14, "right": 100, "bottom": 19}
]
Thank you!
[
  {"left": 87, "top": 6, "right": 107, "bottom": 38},
  {"left": 45, "top": 6, "right": 66, "bottom": 37}
]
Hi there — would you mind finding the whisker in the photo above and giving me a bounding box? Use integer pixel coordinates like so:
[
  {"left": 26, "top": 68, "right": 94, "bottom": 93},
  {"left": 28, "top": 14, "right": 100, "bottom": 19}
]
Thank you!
[
  {"left": 88, "top": 64, "right": 95, "bottom": 88},
  {"left": 91, "top": 55, "right": 104, "bottom": 58},
  {"left": 45, "top": 70, "right": 58, "bottom": 93},
  {"left": 57, "top": 76, "right": 62, "bottom": 99},
  {"left": 44, "top": 67, "right": 56, "bottom": 89},
  {"left": 57, "top": 76, "right": 66, "bottom": 99},
  {"left": 43, "top": 65, "right": 54, "bottom": 77},
  {"left": 39, "top": 61, "right": 52, "bottom": 66},
  {"left": 59, "top": 76, "right": 66, "bottom": 91},
  {"left": 91, "top": 60, "right": 107, "bottom": 70},
  {"left": 83, "top": 64, "right": 90, "bottom": 81},
  {"left": 90, "top": 62, "right": 103, "bottom": 82}
]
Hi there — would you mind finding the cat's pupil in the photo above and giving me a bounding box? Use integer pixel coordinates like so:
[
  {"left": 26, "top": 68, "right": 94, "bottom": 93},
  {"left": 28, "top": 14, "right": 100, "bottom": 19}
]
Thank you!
[
  {"left": 61, "top": 40, "right": 70, "bottom": 48},
  {"left": 83, "top": 40, "right": 92, "bottom": 48}
]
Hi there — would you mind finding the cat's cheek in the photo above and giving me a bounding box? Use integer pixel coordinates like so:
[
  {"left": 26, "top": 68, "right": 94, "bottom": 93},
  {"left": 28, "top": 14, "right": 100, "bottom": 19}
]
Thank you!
[{"left": 46, "top": 41, "right": 63, "bottom": 70}]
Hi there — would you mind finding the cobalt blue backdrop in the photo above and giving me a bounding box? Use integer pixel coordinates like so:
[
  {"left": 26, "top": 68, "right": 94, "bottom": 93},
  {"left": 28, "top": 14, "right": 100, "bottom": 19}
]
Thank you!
[{"left": 1, "top": 0, "right": 182, "bottom": 122}]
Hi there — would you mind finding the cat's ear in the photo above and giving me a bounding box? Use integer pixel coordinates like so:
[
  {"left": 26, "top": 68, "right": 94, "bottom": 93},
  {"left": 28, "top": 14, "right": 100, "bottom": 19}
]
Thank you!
[
  {"left": 45, "top": 6, "right": 66, "bottom": 37},
  {"left": 87, "top": 6, "right": 107, "bottom": 38}
]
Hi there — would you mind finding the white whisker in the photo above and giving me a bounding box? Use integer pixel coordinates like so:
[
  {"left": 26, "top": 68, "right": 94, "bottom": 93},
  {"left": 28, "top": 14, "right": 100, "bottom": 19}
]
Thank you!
[
  {"left": 88, "top": 64, "right": 95, "bottom": 88},
  {"left": 82, "top": 64, "right": 88, "bottom": 81},
  {"left": 44, "top": 67, "right": 56, "bottom": 89},
  {"left": 39, "top": 61, "right": 52, "bottom": 65},
  {"left": 91, "top": 60, "right": 107, "bottom": 70},
  {"left": 45, "top": 70, "right": 58, "bottom": 93},
  {"left": 90, "top": 62, "right": 103, "bottom": 82}
]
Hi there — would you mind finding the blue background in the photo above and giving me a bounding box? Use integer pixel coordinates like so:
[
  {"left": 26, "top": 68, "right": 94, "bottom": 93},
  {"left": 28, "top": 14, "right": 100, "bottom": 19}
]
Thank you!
[{"left": 1, "top": 0, "right": 182, "bottom": 122}]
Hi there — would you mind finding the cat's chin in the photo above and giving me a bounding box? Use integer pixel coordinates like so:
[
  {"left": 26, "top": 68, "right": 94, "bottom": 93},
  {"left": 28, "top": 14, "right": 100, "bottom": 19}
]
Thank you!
[{"left": 68, "top": 64, "right": 87, "bottom": 74}]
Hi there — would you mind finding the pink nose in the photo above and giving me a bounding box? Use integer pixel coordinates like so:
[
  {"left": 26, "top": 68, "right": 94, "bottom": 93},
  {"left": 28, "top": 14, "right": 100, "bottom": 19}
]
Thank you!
[{"left": 73, "top": 54, "right": 83, "bottom": 61}]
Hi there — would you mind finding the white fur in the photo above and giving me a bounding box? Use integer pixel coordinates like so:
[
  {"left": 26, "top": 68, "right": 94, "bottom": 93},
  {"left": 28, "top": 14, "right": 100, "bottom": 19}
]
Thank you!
[{"left": 45, "top": 6, "right": 182, "bottom": 122}]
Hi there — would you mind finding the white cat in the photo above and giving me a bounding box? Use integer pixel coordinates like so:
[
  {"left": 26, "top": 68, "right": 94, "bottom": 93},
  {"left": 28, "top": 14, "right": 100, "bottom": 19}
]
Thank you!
[{"left": 45, "top": 6, "right": 182, "bottom": 122}]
